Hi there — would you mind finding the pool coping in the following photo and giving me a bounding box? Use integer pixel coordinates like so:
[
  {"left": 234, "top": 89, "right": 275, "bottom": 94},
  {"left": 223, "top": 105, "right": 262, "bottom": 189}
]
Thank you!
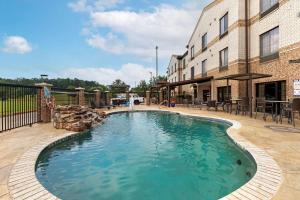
[{"left": 7, "top": 108, "right": 282, "bottom": 200}]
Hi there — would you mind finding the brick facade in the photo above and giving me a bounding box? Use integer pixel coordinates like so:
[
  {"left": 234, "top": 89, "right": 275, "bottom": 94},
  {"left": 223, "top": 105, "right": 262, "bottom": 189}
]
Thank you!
[{"left": 166, "top": 0, "right": 300, "bottom": 103}]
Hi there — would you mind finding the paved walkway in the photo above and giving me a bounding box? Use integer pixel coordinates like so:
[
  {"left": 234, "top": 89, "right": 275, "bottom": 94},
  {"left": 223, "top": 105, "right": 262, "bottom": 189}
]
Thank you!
[
  {"left": 0, "top": 105, "right": 300, "bottom": 199},
  {"left": 0, "top": 123, "right": 70, "bottom": 200}
]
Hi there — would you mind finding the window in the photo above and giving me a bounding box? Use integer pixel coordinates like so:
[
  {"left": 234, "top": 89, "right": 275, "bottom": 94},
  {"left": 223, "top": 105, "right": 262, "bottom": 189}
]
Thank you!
[
  {"left": 183, "top": 74, "right": 186, "bottom": 81},
  {"left": 202, "top": 59, "right": 207, "bottom": 77},
  {"left": 175, "top": 63, "right": 177, "bottom": 72},
  {"left": 260, "top": 27, "right": 279, "bottom": 61},
  {"left": 256, "top": 81, "right": 286, "bottom": 101},
  {"left": 175, "top": 77, "right": 176, "bottom": 82},
  {"left": 260, "top": 0, "right": 279, "bottom": 17},
  {"left": 217, "top": 86, "right": 231, "bottom": 102},
  {"left": 219, "top": 47, "right": 228, "bottom": 70},
  {"left": 202, "top": 33, "right": 208, "bottom": 51},
  {"left": 191, "top": 67, "right": 195, "bottom": 80},
  {"left": 183, "top": 59, "right": 186, "bottom": 69},
  {"left": 191, "top": 45, "right": 195, "bottom": 59},
  {"left": 219, "top": 13, "right": 228, "bottom": 37}
]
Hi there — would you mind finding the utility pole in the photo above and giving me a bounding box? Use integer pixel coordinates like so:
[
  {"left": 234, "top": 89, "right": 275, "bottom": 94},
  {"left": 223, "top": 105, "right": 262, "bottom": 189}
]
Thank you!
[{"left": 156, "top": 46, "right": 158, "bottom": 78}]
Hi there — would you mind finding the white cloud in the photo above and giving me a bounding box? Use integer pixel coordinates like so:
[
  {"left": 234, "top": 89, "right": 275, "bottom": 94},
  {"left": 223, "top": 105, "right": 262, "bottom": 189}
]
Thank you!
[
  {"left": 2, "top": 36, "right": 32, "bottom": 54},
  {"left": 68, "top": 0, "right": 122, "bottom": 12},
  {"left": 62, "top": 63, "right": 155, "bottom": 86},
  {"left": 72, "top": 4, "right": 200, "bottom": 59}
]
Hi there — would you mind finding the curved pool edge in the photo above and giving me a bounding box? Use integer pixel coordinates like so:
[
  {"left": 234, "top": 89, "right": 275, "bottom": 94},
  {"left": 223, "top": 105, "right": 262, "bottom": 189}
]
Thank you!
[{"left": 8, "top": 109, "right": 282, "bottom": 200}]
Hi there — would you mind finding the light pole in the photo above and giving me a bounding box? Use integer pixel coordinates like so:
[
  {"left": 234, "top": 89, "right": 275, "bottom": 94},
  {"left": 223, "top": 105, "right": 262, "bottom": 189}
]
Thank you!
[
  {"left": 156, "top": 46, "right": 158, "bottom": 78},
  {"left": 149, "top": 71, "right": 153, "bottom": 85}
]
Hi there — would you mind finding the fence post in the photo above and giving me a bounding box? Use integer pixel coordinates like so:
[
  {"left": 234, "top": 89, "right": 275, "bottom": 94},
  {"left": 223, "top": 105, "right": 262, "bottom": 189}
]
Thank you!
[
  {"left": 94, "top": 89, "right": 101, "bottom": 108},
  {"left": 146, "top": 91, "right": 151, "bottom": 106},
  {"left": 105, "top": 91, "right": 111, "bottom": 106},
  {"left": 76, "top": 87, "right": 85, "bottom": 106},
  {"left": 35, "top": 83, "right": 53, "bottom": 123}
]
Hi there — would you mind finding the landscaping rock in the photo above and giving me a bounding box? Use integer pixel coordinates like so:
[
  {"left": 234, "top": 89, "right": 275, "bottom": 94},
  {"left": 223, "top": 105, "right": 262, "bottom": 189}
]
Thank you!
[{"left": 53, "top": 105, "right": 106, "bottom": 132}]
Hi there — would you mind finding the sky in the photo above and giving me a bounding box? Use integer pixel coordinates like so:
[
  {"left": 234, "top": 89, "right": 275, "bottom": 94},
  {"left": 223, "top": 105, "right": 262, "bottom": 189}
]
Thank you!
[{"left": 0, "top": 0, "right": 211, "bottom": 86}]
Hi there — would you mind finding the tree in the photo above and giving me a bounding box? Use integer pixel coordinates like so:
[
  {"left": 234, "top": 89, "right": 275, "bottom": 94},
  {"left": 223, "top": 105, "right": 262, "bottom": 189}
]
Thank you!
[
  {"left": 0, "top": 77, "right": 108, "bottom": 91},
  {"left": 109, "top": 79, "right": 129, "bottom": 94},
  {"left": 149, "top": 75, "right": 167, "bottom": 86}
]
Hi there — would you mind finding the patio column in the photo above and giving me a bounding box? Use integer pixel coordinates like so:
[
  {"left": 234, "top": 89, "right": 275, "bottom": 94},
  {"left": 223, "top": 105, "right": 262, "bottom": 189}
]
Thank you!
[
  {"left": 159, "top": 90, "right": 163, "bottom": 103},
  {"left": 226, "top": 79, "right": 229, "bottom": 100},
  {"left": 167, "top": 86, "right": 171, "bottom": 107},
  {"left": 94, "top": 89, "right": 101, "bottom": 108},
  {"left": 146, "top": 90, "right": 151, "bottom": 106},
  {"left": 35, "top": 83, "right": 53, "bottom": 123},
  {"left": 105, "top": 91, "right": 112, "bottom": 106},
  {"left": 210, "top": 80, "right": 215, "bottom": 100},
  {"left": 126, "top": 91, "right": 130, "bottom": 102},
  {"left": 76, "top": 87, "right": 85, "bottom": 106},
  {"left": 191, "top": 85, "right": 195, "bottom": 105}
]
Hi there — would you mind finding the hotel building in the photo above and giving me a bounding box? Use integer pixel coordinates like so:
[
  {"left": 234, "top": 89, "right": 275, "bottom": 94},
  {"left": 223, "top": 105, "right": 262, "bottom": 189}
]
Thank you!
[{"left": 166, "top": 0, "right": 300, "bottom": 103}]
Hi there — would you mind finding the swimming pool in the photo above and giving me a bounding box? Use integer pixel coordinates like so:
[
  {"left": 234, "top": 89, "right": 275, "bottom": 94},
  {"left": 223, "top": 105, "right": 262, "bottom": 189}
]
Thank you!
[{"left": 36, "top": 111, "right": 256, "bottom": 200}]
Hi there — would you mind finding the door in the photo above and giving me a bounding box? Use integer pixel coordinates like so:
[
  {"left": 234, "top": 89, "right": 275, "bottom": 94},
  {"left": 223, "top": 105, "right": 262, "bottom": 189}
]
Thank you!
[{"left": 203, "top": 90, "right": 210, "bottom": 102}]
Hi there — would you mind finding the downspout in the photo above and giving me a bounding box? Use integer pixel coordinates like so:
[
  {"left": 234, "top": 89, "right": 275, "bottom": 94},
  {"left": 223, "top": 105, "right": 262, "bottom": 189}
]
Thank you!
[{"left": 245, "top": 0, "right": 252, "bottom": 117}]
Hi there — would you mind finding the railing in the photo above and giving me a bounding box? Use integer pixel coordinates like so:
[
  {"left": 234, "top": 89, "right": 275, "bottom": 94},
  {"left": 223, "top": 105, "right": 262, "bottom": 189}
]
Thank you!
[
  {"left": 0, "top": 83, "right": 41, "bottom": 132},
  {"left": 52, "top": 87, "right": 79, "bottom": 106}
]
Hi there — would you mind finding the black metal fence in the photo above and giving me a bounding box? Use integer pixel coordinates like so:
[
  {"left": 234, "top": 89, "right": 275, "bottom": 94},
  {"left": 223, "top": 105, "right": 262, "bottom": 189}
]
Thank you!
[
  {"left": 52, "top": 87, "right": 79, "bottom": 106},
  {"left": 0, "top": 83, "right": 41, "bottom": 132},
  {"left": 84, "top": 91, "right": 96, "bottom": 107},
  {"left": 100, "top": 92, "right": 107, "bottom": 106}
]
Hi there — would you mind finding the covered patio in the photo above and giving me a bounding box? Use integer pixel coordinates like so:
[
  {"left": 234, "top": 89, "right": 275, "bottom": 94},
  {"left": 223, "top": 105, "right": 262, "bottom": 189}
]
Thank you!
[
  {"left": 214, "top": 73, "right": 272, "bottom": 117},
  {"left": 159, "top": 76, "right": 214, "bottom": 107}
]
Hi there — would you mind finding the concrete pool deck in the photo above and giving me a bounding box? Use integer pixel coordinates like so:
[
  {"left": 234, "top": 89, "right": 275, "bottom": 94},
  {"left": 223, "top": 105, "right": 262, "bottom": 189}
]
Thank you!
[{"left": 0, "top": 105, "right": 299, "bottom": 199}]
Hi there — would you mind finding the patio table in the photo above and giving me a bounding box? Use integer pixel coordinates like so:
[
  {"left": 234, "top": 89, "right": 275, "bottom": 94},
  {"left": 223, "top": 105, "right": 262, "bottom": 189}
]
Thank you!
[
  {"left": 231, "top": 99, "right": 243, "bottom": 115},
  {"left": 265, "top": 100, "right": 289, "bottom": 123}
]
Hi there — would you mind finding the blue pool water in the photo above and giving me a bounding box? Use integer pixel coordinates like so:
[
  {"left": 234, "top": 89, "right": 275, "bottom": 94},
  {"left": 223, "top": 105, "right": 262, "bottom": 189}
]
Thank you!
[{"left": 36, "top": 111, "right": 256, "bottom": 200}]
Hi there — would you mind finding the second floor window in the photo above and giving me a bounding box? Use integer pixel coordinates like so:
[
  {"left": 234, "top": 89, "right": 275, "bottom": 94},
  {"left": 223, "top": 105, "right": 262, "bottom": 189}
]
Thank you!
[
  {"left": 175, "top": 63, "right": 177, "bottom": 72},
  {"left": 220, "top": 13, "right": 228, "bottom": 37},
  {"left": 202, "top": 33, "right": 208, "bottom": 51},
  {"left": 183, "top": 74, "right": 186, "bottom": 81},
  {"left": 191, "top": 67, "right": 195, "bottom": 80},
  {"left": 260, "top": 26, "right": 279, "bottom": 59},
  {"left": 202, "top": 59, "right": 207, "bottom": 76},
  {"left": 219, "top": 47, "right": 228, "bottom": 69},
  {"left": 183, "top": 59, "right": 186, "bottom": 69},
  {"left": 260, "top": 0, "right": 279, "bottom": 14},
  {"left": 191, "top": 46, "right": 195, "bottom": 59}
]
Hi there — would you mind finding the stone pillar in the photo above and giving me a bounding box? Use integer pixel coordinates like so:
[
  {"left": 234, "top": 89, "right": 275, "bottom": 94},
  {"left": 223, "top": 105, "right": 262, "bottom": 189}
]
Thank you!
[
  {"left": 94, "top": 89, "right": 101, "bottom": 108},
  {"left": 105, "top": 91, "right": 112, "bottom": 106},
  {"left": 76, "top": 87, "right": 85, "bottom": 106},
  {"left": 159, "top": 90, "right": 163, "bottom": 103},
  {"left": 146, "top": 91, "right": 151, "bottom": 106},
  {"left": 35, "top": 83, "right": 53, "bottom": 123},
  {"left": 126, "top": 91, "right": 130, "bottom": 102}
]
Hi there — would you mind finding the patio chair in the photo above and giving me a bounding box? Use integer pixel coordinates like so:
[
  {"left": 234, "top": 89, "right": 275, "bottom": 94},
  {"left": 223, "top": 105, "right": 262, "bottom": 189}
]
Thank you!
[
  {"left": 237, "top": 97, "right": 249, "bottom": 115},
  {"left": 281, "top": 98, "right": 300, "bottom": 127},
  {"left": 255, "top": 97, "right": 272, "bottom": 121},
  {"left": 183, "top": 99, "right": 189, "bottom": 107},
  {"left": 193, "top": 99, "right": 202, "bottom": 108},
  {"left": 207, "top": 100, "right": 218, "bottom": 111},
  {"left": 199, "top": 100, "right": 207, "bottom": 110},
  {"left": 224, "top": 99, "right": 233, "bottom": 114}
]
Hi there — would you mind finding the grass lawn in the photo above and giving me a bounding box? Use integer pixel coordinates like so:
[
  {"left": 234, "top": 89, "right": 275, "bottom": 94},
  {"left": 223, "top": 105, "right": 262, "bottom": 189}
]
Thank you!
[
  {"left": 0, "top": 97, "right": 38, "bottom": 116},
  {"left": 53, "top": 93, "right": 77, "bottom": 105}
]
